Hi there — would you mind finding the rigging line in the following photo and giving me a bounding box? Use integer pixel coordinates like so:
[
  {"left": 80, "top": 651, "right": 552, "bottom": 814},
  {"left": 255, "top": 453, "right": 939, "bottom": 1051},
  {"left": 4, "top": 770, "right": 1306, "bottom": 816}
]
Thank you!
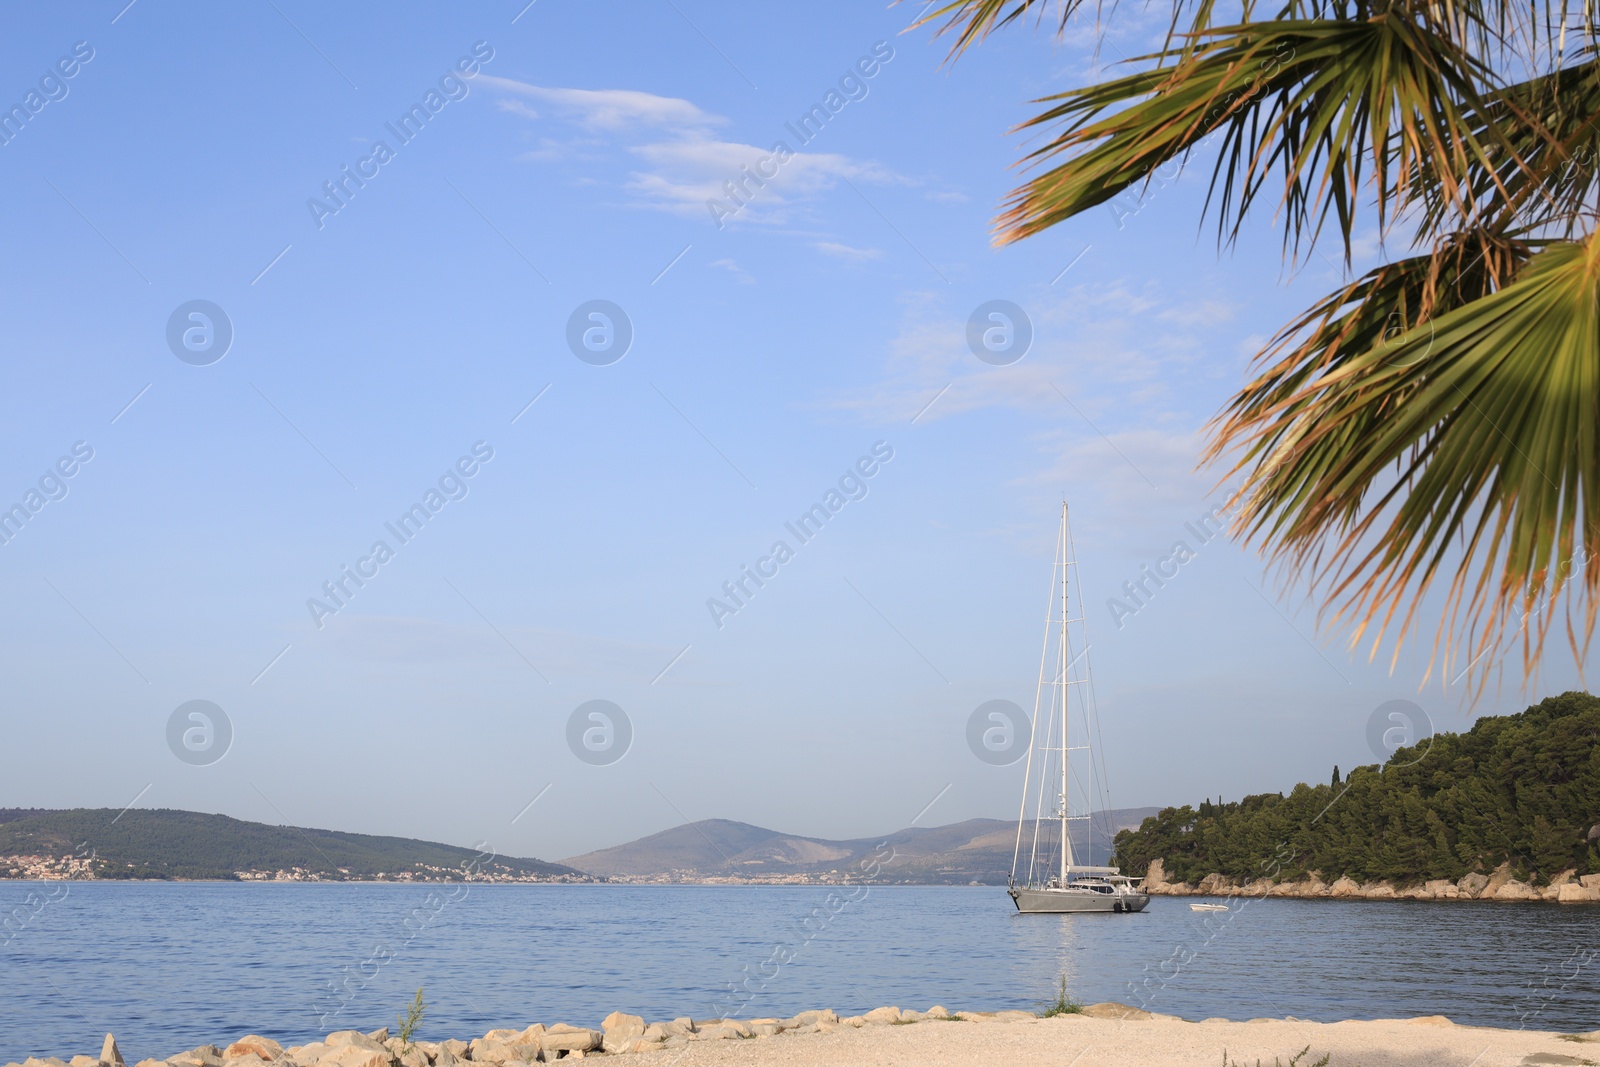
[{"left": 1015, "top": 535, "right": 1057, "bottom": 888}]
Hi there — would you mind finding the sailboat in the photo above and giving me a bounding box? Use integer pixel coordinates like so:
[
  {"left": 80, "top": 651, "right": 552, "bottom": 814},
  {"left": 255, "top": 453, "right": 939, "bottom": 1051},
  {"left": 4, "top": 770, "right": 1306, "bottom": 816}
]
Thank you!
[{"left": 1008, "top": 502, "right": 1150, "bottom": 915}]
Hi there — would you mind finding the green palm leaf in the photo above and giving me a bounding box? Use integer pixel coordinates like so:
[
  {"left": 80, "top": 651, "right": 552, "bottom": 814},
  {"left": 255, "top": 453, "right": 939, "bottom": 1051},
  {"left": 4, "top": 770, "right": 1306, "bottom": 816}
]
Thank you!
[
  {"left": 1212, "top": 235, "right": 1600, "bottom": 689},
  {"left": 997, "top": 16, "right": 1507, "bottom": 254}
]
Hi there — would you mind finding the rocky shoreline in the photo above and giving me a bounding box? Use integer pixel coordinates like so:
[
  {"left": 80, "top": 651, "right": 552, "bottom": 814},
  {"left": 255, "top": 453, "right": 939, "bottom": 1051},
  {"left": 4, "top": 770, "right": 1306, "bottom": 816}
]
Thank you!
[
  {"left": 5, "top": 1006, "right": 1035, "bottom": 1067},
  {"left": 11, "top": 1004, "right": 1600, "bottom": 1067},
  {"left": 1143, "top": 858, "right": 1600, "bottom": 902}
]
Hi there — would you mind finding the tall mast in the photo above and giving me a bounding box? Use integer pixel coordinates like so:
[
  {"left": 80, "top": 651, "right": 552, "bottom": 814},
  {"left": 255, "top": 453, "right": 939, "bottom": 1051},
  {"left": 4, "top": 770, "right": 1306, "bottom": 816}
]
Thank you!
[{"left": 1059, "top": 500, "right": 1072, "bottom": 880}]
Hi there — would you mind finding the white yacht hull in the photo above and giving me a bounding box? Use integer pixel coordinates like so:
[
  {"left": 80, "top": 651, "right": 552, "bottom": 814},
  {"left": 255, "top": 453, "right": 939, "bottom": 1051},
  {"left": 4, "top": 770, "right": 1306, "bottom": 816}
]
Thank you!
[{"left": 1009, "top": 886, "right": 1150, "bottom": 914}]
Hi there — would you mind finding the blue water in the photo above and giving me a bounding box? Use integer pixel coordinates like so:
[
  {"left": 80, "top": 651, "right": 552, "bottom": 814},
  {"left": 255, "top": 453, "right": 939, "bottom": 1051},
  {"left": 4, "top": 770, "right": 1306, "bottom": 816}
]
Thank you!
[{"left": 1, "top": 883, "right": 1596, "bottom": 1062}]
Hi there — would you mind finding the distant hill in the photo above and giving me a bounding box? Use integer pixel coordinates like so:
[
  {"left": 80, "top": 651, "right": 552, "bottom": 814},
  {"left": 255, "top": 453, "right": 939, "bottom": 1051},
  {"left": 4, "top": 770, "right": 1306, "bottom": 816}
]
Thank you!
[
  {"left": 561, "top": 808, "right": 1160, "bottom": 884},
  {"left": 1114, "top": 691, "right": 1600, "bottom": 888},
  {"left": 0, "top": 808, "right": 585, "bottom": 882}
]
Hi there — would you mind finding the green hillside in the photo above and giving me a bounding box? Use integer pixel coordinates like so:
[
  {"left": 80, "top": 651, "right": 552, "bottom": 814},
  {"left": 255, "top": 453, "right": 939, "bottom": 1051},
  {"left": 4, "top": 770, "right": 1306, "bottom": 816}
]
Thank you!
[
  {"left": 0, "top": 808, "right": 587, "bottom": 882},
  {"left": 1114, "top": 691, "right": 1600, "bottom": 888}
]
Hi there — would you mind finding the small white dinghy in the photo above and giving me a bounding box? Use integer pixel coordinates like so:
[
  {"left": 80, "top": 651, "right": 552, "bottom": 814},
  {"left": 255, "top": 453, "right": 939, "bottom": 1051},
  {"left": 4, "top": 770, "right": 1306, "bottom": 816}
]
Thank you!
[{"left": 1189, "top": 902, "right": 1229, "bottom": 912}]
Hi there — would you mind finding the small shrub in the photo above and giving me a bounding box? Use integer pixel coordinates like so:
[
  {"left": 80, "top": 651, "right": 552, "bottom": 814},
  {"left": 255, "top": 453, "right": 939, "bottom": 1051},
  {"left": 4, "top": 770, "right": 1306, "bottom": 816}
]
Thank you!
[
  {"left": 1040, "top": 976, "right": 1084, "bottom": 1018},
  {"left": 397, "top": 987, "right": 426, "bottom": 1049}
]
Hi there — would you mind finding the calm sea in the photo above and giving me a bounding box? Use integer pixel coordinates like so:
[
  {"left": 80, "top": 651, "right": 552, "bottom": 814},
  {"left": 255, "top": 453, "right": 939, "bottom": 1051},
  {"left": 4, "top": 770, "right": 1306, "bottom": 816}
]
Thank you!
[{"left": 1, "top": 883, "right": 1595, "bottom": 1061}]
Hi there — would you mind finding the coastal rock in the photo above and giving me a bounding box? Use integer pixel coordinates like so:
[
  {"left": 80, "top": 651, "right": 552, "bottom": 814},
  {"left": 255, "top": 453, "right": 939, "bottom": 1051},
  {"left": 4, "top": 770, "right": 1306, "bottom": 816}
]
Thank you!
[
  {"left": 1143, "top": 859, "right": 1168, "bottom": 889},
  {"left": 1459, "top": 872, "right": 1490, "bottom": 897},
  {"left": 1329, "top": 877, "right": 1362, "bottom": 898},
  {"left": 168, "top": 1047, "right": 223, "bottom": 1067},
  {"left": 362, "top": 1035, "right": 387, "bottom": 1048},
  {"left": 1558, "top": 882, "right": 1600, "bottom": 903},
  {"left": 1363, "top": 883, "right": 1397, "bottom": 899},
  {"left": 785, "top": 1010, "right": 836, "bottom": 1029},
  {"left": 427, "top": 1052, "right": 458, "bottom": 1067},
  {"left": 1196, "top": 873, "right": 1234, "bottom": 895},
  {"left": 1425, "top": 879, "right": 1459, "bottom": 900},
  {"left": 323, "top": 1037, "right": 384, "bottom": 1057},
  {"left": 1493, "top": 878, "right": 1539, "bottom": 901},
  {"left": 514, "top": 1027, "right": 545, "bottom": 1048},
  {"left": 689, "top": 1027, "right": 738, "bottom": 1042},
  {"left": 1080, "top": 1003, "right": 1152, "bottom": 1021},
  {"left": 745, "top": 1020, "right": 785, "bottom": 1038},
  {"left": 286, "top": 1043, "right": 328, "bottom": 1067},
  {"left": 640, "top": 1025, "right": 667, "bottom": 1043},
  {"left": 862, "top": 1007, "right": 902, "bottom": 1025},
  {"left": 22, "top": 1058, "right": 68, "bottom": 1067},
  {"left": 395, "top": 1048, "right": 426, "bottom": 1067},
  {"left": 839, "top": 1017, "right": 866, "bottom": 1028},
  {"left": 465, "top": 1042, "right": 512, "bottom": 1065},
  {"left": 100, "top": 1036, "right": 125, "bottom": 1067},
  {"left": 70, "top": 1056, "right": 99, "bottom": 1067},
  {"left": 539, "top": 1026, "right": 599, "bottom": 1055},
  {"left": 926, "top": 1006, "right": 951, "bottom": 1020},
  {"left": 134, "top": 1060, "right": 166, "bottom": 1067},
  {"left": 316, "top": 1046, "right": 387, "bottom": 1067},
  {"left": 900, "top": 1010, "right": 926, "bottom": 1023},
  {"left": 434, "top": 1043, "right": 468, "bottom": 1062},
  {"left": 600, "top": 1013, "right": 645, "bottom": 1053},
  {"left": 223, "top": 1039, "right": 279, "bottom": 1064},
  {"left": 661, "top": 1020, "right": 694, "bottom": 1038}
]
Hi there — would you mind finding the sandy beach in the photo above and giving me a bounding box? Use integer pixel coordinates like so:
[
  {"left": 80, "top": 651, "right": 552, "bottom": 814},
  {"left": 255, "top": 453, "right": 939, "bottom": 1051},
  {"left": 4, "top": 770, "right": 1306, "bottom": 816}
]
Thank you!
[
  {"left": 24, "top": 1006, "right": 1596, "bottom": 1067},
  {"left": 660, "top": 1011, "right": 1595, "bottom": 1067}
]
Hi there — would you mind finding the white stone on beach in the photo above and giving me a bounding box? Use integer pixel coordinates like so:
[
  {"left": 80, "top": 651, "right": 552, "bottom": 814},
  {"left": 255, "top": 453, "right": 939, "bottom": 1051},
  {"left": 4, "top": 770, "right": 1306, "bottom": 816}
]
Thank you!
[{"left": 862, "top": 1006, "right": 902, "bottom": 1025}]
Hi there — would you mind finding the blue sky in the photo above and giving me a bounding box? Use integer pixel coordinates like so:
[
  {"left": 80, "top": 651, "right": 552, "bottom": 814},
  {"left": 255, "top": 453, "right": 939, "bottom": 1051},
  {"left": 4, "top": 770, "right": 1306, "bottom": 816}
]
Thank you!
[{"left": 0, "top": 0, "right": 1585, "bottom": 863}]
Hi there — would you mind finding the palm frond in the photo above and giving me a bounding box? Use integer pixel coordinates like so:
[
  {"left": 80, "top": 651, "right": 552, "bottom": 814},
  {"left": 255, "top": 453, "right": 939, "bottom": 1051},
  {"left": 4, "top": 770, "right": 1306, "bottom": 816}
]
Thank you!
[
  {"left": 1426, "top": 54, "right": 1600, "bottom": 234},
  {"left": 1210, "top": 234, "right": 1600, "bottom": 693},
  {"left": 995, "top": 16, "right": 1510, "bottom": 257}
]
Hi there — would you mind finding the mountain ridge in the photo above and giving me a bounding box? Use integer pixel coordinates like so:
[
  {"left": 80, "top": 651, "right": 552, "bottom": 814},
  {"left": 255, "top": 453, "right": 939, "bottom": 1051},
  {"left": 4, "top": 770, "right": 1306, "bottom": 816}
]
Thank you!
[{"left": 562, "top": 808, "right": 1161, "bottom": 884}]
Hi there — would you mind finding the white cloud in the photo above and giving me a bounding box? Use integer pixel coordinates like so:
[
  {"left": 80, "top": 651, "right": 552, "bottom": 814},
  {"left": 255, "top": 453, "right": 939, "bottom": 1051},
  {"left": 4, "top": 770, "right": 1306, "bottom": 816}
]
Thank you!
[
  {"left": 708, "top": 258, "right": 755, "bottom": 284},
  {"left": 483, "top": 78, "right": 904, "bottom": 225},
  {"left": 814, "top": 241, "right": 884, "bottom": 262},
  {"left": 478, "top": 76, "right": 722, "bottom": 131}
]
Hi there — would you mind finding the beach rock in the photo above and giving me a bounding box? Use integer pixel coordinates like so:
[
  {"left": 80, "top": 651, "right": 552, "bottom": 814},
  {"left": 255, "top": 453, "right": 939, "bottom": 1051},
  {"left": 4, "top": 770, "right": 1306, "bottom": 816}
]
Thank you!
[
  {"left": 513, "top": 1027, "right": 544, "bottom": 1048},
  {"left": 1425, "top": 879, "right": 1459, "bottom": 899},
  {"left": 317, "top": 1046, "right": 387, "bottom": 1067},
  {"left": 426, "top": 1052, "right": 458, "bottom": 1067},
  {"left": 70, "top": 1056, "right": 99, "bottom": 1067},
  {"left": 840, "top": 1017, "right": 865, "bottom": 1028},
  {"left": 223, "top": 1040, "right": 279, "bottom": 1064},
  {"left": 718, "top": 1020, "right": 753, "bottom": 1038},
  {"left": 1559, "top": 882, "right": 1600, "bottom": 903},
  {"left": 1196, "top": 873, "right": 1234, "bottom": 895},
  {"left": 98, "top": 1036, "right": 124, "bottom": 1067},
  {"left": 1581, "top": 875, "right": 1600, "bottom": 890},
  {"left": 323, "top": 1037, "right": 384, "bottom": 1057},
  {"left": 287, "top": 1043, "right": 328, "bottom": 1067},
  {"left": 464, "top": 1042, "right": 509, "bottom": 1065},
  {"left": 926, "top": 1006, "right": 951, "bottom": 1019},
  {"left": 863, "top": 1007, "right": 902, "bottom": 1025},
  {"left": 539, "top": 1026, "right": 599, "bottom": 1055},
  {"left": 1459, "top": 872, "right": 1490, "bottom": 897},
  {"left": 169, "top": 1047, "right": 223, "bottom": 1067},
  {"left": 661, "top": 1020, "right": 694, "bottom": 1038},
  {"left": 434, "top": 1043, "right": 468, "bottom": 1062},
  {"left": 899, "top": 1009, "right": 926, "bottom": 1023},
  {"left": 395, "top": 1048, "right": 426, "bottom": 1067},
  {"left": 22, "top": 1058, "right": 68, "bottom": 1067},
  {"left": 478, "top": 1033, "right": 521, "bottom": 1046},
  {"left": 785, "top": 1010, "right": 836, "bottom": 1028},
  {"left": 745, "top": 1020, "right": 785, "bottom": 1038},
  {"left": 689, "top": 1027, "right": 738, "bottom": 1042},
  {"left": 133, "top": 1060, "right": 165, "bottom": 1067},
  {"left": 1080, "top": 1003, "right": 1152, "bottom": 1020},
  {"left": 362, "top": 1035, "right": 387, "bottom": 1048},
  {"left": 640, "top": 1025, "right": 667, "bottom": 1043},
  {"left": 1329, "top": 877, "right": 1362, "bottom": 898},
  {"left": 600, "top": 1013, "right": 645, "bottom": 1052}
]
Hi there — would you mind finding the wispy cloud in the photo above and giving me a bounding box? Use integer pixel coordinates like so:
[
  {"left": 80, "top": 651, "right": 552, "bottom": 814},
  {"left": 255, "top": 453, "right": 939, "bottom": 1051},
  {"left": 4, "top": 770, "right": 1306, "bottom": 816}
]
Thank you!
[
  {"left": 815, "top": 241, "right": 884, "bottom": 262},
  {"left": 480, "top": 76, "right": 722, "bottom": 131},
  {"left": 483, "top": 77, "right": 903, "bottom": 225}
]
